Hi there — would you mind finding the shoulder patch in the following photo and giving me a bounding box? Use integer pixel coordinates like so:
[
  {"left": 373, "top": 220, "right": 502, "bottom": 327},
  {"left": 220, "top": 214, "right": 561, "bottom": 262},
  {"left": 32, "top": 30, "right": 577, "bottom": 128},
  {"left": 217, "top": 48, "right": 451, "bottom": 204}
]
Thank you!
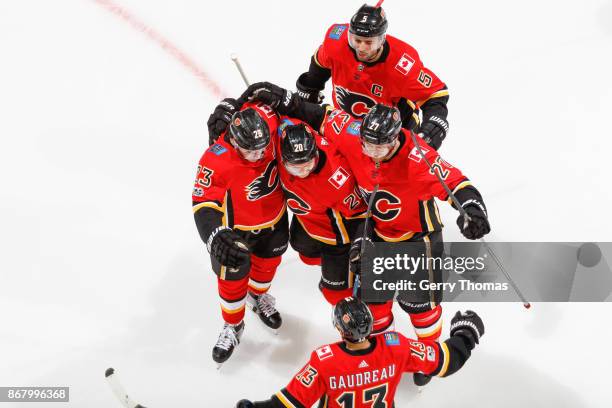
[
  {"left": 384, "top": 332, "right": 401, "bottom": 346},
  {"left": 328, "top": 166, "right": 350, "bottom": 189},
  {"left": 209, "top": 144, "right": 227, "bottom": 156},
  {"left": 409, "top": 145, "right": 429, "bottom": 163},
  {"left": 329, "top": 25, "right": 346, "bottom": 40},
  {"left": 315, "top": 345, "right": 334, "bottom": 361},
  {"left": 346, "top": 121, "right": 361, "bottom": 136},
  {"left": 395, "top": 53, "right": 416, "bottom": 76}
]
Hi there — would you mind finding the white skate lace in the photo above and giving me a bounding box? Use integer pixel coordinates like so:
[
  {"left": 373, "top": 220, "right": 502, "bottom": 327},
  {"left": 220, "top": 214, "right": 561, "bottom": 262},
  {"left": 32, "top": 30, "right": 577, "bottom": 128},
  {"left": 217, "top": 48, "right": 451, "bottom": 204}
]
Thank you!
[
  {"left": 215, "top": 323, "right": 240, "bottom": 351},
  {"left": 256, "top": 293, "right": 278, "bottom": 318}
]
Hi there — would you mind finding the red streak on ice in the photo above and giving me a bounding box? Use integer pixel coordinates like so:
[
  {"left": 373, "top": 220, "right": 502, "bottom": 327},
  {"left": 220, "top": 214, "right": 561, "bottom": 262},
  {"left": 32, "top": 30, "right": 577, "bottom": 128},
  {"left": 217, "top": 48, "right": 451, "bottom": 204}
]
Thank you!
[{"left": 92, "top": 0, "right": 225, "bottom": 98}]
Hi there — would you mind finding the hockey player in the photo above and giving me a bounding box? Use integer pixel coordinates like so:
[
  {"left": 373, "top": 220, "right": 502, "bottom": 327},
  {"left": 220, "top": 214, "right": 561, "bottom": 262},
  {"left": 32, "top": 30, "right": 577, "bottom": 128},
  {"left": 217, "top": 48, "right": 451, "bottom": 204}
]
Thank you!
[
  {"left": 235, "top": 297, "right": 484, "bottom": 408},
  {"left": 275, "top": 121, "right": 393, "bottom": 333},
  {"left": 296, "top": 3, "right": 450, "bottom": 150},
  {"left": 240, "top": 82, "right": 490, "bottom": 384},
  {"left": 193, "top": 102, "right": 289, "bottom": 364}
]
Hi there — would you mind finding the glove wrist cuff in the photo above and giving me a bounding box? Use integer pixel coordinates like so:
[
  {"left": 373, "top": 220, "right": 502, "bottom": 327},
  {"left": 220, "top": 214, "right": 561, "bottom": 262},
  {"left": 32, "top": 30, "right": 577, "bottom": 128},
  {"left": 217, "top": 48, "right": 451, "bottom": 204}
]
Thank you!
[
  {"left": 450, "top": 320, "right": 481, "bottom": 340},
  {"left": 461, "top": 199, "right": 488, "bottom": 218},
  {"left": 207, "top": 226, "right": 231, "bottom": 253}
]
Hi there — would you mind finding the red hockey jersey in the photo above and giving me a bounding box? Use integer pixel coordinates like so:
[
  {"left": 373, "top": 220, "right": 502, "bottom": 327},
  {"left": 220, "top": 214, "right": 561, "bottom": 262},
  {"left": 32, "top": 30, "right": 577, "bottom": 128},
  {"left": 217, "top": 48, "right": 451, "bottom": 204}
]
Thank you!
[
  {"left": 275, "top": 117, "right": 366, "bottom": 245},
  {"left": 322, "top": 110, "right": 471, "bottom": 241},
  {"left": 315, "top": 23, "right": 447, "bottom": 122},
  {"left": 192, "top": 102, "right": 286, "bottom": 230},
  {"left": 276, "top": 332, "right": 449, "bottom": 408}
]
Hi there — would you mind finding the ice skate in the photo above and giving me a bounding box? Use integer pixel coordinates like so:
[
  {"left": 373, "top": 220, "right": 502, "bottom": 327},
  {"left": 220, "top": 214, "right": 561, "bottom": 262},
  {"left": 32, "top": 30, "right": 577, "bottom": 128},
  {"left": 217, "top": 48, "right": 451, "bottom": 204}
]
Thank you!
[
  {"left": 212, "top": 321, "right": 244, "bottom": 367},
  {"left": 247, "top": 292, "right": 282, "bottom": 332}
]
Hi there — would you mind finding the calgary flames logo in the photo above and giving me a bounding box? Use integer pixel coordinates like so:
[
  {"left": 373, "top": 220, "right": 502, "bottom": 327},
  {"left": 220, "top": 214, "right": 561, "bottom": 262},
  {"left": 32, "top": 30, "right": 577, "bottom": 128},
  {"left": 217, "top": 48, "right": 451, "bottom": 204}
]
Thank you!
[
  {"left": 281, "top": 186, "right": 311, "bottom": 215},
  {"left": 335, "top": 86, "right": 377, "bottom": 118},
  {"left": 359, "top": 186, "right": 402, "bottom": 221},
  {"left": 246, "top": 161, "right": 280, "bottom": 201}
]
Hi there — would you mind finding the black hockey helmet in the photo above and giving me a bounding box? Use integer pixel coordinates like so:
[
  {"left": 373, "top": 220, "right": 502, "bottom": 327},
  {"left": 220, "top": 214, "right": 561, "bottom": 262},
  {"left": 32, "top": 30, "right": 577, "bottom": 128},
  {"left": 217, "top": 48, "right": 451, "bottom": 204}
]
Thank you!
[
  {"left": 280, "top": 124, "right": 318, "bottom": 164},
  {"left": 333, "top": 297, "right": 373, "bottom": 342},
  {"left": 350, "top": 4, "right": 388, "bottom": 37},
  {"left": 361, "top": 104, "right": 402, "bottom": 145},
  {"left": 229, "top": 108, "right": 270, "bottom": 150}
]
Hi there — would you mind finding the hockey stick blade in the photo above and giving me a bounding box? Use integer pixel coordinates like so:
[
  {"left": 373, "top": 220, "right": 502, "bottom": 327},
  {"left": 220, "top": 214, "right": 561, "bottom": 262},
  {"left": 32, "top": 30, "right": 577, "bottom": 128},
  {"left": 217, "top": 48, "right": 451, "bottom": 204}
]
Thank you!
[{"left": 105, "top": 368, "right": 147, "bottom": 408}]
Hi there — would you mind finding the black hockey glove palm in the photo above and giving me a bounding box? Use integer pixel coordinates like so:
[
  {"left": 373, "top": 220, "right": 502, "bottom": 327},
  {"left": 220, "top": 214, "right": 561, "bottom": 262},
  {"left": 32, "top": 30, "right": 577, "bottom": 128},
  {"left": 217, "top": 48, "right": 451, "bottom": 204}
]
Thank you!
[
  {"left": 419, "top": 116, "right": 449, "bottom": 150},
  {"left": 207, "top": 227, "right": 250, "bottom": 269},
  {"left": 456, "top": 200, "right": 490, "bottom": 240},
  {"left": 241, "top": 82, "right": 296, "bottom": 115},
  {"left": 349, "top": 237, "right": 373, "bottom": 276},
  {"left": 296, "top": 73, "right": 324, "bottom": 104},
  {"left": 450, "top": 310, "right": 485, "bottom": 351},
  {"left": 207, "top": 98, "right": 241, "bottom": 145}
]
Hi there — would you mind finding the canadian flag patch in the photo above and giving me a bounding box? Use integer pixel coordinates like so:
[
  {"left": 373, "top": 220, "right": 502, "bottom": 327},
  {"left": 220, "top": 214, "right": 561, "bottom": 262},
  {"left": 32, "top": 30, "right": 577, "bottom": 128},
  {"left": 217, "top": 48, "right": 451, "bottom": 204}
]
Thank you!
[
  {"left": 316, "top": 345, "right": 334, "bottom": 360},
  {"left": 395, "top": 53, "right": 415, "bottom": 76},
  {"left": 328, "top": 167, "right": 350, "bottom": 189},
  {"left": 409, "top": 145, "right": 429, "bottom": 163}
]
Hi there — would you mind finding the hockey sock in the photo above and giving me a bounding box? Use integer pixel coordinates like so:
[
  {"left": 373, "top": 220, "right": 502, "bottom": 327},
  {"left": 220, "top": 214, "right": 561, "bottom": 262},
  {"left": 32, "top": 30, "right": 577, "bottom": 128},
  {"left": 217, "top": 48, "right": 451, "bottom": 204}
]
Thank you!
[
  {"left": 248, "top": 255, "right": 282, "bottom": 296},
  {"left": 409, "top": 305, "right": 443, "bottom": 341},
  {"left": 299, "top": 253, "right": 322, "bottom": 266},
  {"left": 320, "top": 286, "right": 353, "bottom": 305},
  {"left": 367, "top": 301, "right": 394, "bottom": 333},
  {"left": 218, "top": 276, "right": 249, "bottom": 325}
]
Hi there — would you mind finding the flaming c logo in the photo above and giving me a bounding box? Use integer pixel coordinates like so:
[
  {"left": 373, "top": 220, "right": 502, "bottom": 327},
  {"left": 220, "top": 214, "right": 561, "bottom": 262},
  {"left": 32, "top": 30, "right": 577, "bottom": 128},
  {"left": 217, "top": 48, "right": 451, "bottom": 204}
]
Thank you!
[{"left": 335, "top": 86, "right": 377, "bottom": 118}]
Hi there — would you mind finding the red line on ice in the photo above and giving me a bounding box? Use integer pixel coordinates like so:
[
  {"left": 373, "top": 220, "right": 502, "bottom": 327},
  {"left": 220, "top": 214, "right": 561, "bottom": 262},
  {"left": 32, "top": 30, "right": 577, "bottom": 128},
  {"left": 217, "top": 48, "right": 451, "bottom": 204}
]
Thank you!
[{"left": 93, "top": 0, "right": 225, "bottom": 98}]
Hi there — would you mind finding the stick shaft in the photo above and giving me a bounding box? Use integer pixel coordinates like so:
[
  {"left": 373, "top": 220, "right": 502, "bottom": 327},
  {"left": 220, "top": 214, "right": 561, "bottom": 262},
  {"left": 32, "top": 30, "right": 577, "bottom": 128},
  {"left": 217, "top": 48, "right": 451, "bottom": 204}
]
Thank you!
[
  {"left": 231, "top": 54, "right": 250, "bottom": 86},
  {"left": 407, "top": 131, "right": 530, "bottom": 308},
  {"left": 353, "top": 184, "right": 379, "bottom": 297}
]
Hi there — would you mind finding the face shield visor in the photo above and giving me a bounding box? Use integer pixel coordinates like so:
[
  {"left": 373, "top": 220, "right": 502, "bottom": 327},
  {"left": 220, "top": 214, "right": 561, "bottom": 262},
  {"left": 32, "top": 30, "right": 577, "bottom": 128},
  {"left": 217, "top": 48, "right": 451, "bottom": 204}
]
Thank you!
[
  {"left": 231, "top": 138, "right": 268, "bottom": 162},
  {"left": 361, "top": 138, "right": 397, "bottom": 160},
  {"left": 283, "top": 155, "right": 318, "bottom": 178},
  {"left": 348, "top": 32, "right": 385, "bottom": 62}
]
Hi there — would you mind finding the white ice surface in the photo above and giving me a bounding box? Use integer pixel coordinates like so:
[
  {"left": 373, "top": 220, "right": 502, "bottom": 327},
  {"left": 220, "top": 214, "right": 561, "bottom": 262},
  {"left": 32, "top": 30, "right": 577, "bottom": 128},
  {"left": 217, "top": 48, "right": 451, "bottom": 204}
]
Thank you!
[{"left": 1, "top": 0, "right": 612, "bottom": 407}]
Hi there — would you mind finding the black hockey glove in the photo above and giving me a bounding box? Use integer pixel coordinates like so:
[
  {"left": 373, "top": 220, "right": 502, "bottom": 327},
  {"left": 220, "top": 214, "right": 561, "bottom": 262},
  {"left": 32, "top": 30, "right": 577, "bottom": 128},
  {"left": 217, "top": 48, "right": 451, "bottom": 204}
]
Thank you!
[
  {"left": 450, "top": 310, "right": 485, "bottom": 351},
  {"left": 236, "top": 400, "right": 254, "bottom": 408},
  {"left": 241, "top": 82, "right": 297, "bottom": 115},
  {"left": 296, "top": 73, "right": 324, "bottom": 104},
  {"left": 349, "top": 237, "right": 373, "bottom": 276},
  {"left": 206, "top": 98, "right": 241, "bottom": 145},
  {"left": 456, "top": 200, "right": 490, "bottom": 240},
  {"left": 419, "top": 116, "right": 449, "bottom": 150},
  {"left": 207, "top": 227, "right": 250, "bottom": 269}
]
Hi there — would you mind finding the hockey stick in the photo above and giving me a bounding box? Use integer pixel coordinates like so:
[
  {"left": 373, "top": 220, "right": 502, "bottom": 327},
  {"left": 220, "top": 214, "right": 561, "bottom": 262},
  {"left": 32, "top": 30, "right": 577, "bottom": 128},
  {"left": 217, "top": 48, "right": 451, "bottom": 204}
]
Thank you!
[
  {"left": 375, "top": 0, "right": 385, "bottom": 7},
  {"left": 231, "top": 53, "right": 250, "bottom": 87},
  {"left": 353, "top": 184, "right": 380, "bottom": 297},
  {"left": 105, "top": 368, "right": 147, "bottom": 408},
  {"left": 407, "top": 131, "right": 531, "bottom": 309}
]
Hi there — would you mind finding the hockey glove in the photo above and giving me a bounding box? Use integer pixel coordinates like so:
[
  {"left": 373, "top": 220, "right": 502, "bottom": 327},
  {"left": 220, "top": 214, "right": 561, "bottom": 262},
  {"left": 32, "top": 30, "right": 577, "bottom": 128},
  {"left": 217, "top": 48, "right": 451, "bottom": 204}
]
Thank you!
[
  {"left": 207, "top": 98, "right": 241, "bottom": 145},
  {"left": 450, "top": 310, "right": 485, "bottom": 351},
  {"left": 241, "top": 82, "right": 296, "bottom": 115},
  {"left": 456, "top": 200, "right": 490, "bottom": 240},
  {"left": 349, "top": 237, "right": 373, "bottom": 276},
  {"left": 207, "top": 227, "right": 250, "bottom": 269},
  {"left": 236, "top": 400, "right": 254, "bottom": 408},
  {"left": 419, "top": 116, "right": 449, "bottom": 150},
  {"left": 296, "top": 73, "right": 324, "bottom": 104}
]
